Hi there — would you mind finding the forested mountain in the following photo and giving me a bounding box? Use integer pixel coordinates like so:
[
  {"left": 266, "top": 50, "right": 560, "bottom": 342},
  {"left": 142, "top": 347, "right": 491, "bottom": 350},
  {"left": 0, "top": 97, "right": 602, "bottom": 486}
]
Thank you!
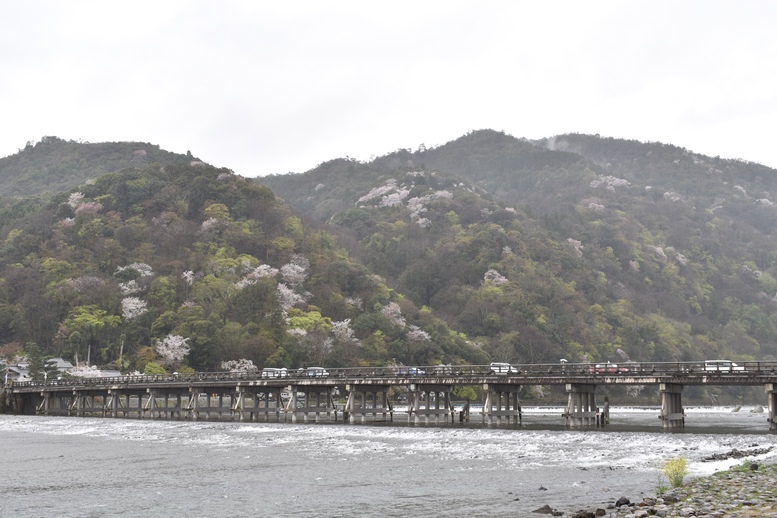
[
  {"left": 263, "top": 130, "right": 777, "bottom": 370},
  {"left": 0, "top": 152, "right": 485, "bottom": 374},
  {"left": 0, "top": 136, "right": 198, "bottom": 197},
  {"left": 3, "top": 129, "right": 777, "bottom": 393}
]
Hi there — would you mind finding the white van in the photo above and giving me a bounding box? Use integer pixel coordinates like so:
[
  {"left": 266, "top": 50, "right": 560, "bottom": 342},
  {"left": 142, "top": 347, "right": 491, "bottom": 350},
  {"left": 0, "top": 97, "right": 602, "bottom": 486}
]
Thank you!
[
  {"left": 704, "top": 360, "right": 745, "bottom": 373},
  {"left": 306, "top": 366, "right": 329, "bottom": 377},
  {"left": 261, "top": 367, "right": 288, "bottom": 379},
  {"left": 489, "top": 362, "right": 514, "bottom": 375}
]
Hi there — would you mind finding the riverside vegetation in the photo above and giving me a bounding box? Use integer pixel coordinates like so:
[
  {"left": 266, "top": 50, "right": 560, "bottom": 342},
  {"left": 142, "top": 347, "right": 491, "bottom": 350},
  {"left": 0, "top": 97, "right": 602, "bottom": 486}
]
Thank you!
[{"left": 552, "top": 460, "right": 777, "bottom": 517}]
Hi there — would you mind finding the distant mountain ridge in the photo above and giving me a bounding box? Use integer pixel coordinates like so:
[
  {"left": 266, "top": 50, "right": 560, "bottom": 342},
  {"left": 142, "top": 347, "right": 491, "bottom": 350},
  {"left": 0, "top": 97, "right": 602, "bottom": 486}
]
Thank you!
[{"left": 0, "top": 136, "right": 200, "bottom": 197}]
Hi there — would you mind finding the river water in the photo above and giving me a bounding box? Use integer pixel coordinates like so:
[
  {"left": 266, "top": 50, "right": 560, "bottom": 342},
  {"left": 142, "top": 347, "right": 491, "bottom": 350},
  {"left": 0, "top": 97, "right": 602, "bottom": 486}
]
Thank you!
[{"left": 2, "top": 407, "right": 776, "bottom": 517}]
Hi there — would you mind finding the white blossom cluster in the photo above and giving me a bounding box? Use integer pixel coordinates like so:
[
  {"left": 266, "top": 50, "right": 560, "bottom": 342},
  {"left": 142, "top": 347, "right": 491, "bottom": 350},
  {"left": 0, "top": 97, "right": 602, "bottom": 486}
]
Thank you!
[
  {"left": 120, "top": 280, "right": 143, "bottom": 295},
  {"left": 590, "top": 175, "right": 631, "bottom": 191},
  {"left": 344, "top": 297, "right": 363, "bottom": 309},
  {"left": 675, "top": 252, "right": 688, "bottom": 267},
  {"left": 381, "top": 302, "right": 406, "bottom": 327},
  {"left": 567, "top": 238, "right": 584, "bottom": 258},
  {"left": 221, "top": 359, "right": 258, "bottom": 373},
  {"left": 406, "top": 325, "right": 431, "bottom": 342},
  {"left": 502, "top": 246, "right": 513, "bottom": 255},
  {"left": 277, "top": 283, "right": 307, "bottom": 311},
  {"left": 358, "top": 179, "right": 399, "bottom": 203},
  {"left": 649, "top": 246, "right": 667, "bottom": 259},
  {"left": 234, "top": 278, "right": 257, "bottom": 290},
  {"left": 588, "top": 202, "right": 605, "bottom": 212},
  {"left": 315, "top": 183, "right": 325, "bottom": 191},
  {"left": 68, "top": 192, "right": 85, "bottom": 208},
  {"left": 380, "top": 187, "right": 411, "bottom": 207},
  {"left": 69, "top": 364, "right": 103, "bottom": 378},
  {"left": 116, "top": 263, "right": 154, "bottom": 278},
  {"left": 741, "top": 265, "right": 762, "bottom": 280},
  {"left": 199, "top": 217, "right": 223, "bottom": 235},
  {"left": 122, "top": 297, "right": 148, "bottom": 320},
  {"left": 58, "top": 217, "right": 75, "bottom": 228},
  {"left": 182, "top": 270, "right": 195, "bottom": 286},
  {"left": 287, "top": 328, "right": 307, "bottom": 337},
  {"left": 405, "top": 190, "right": 454, "bottom": 227},
  {"left": 155, "top": 334, "right": 190, "bottom": 367},
  {"left": 74, "top": 201, "right": 103, "bottom": 215},
  {"left": 629, "top": 260, "right": 640, "bottom": 271},
  {"left": 734, "top": 185, "right": 747, "bottom": 196},
  {"left": 663, "top": 191, "right": 684, "bottom": 202},
  {"left": 332, "top": 319, "right": 360, "bottom": 346},
  {"left": 483, "top": 269, "right": 509, "bottom": 286},
  {"left": 758, "top": 198, "right": 775, "bottom": 207}
]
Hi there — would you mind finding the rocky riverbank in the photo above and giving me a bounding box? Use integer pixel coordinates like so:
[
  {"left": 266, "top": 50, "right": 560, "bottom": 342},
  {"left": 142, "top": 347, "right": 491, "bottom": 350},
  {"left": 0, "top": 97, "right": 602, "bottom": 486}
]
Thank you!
[{"left": 535, "top": 462, "right": 777, "bottom": 517}]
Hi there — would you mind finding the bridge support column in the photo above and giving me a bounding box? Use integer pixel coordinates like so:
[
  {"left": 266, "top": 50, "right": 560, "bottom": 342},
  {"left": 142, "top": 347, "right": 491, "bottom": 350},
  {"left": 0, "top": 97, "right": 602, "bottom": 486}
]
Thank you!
[
  {"left": 659, "top": 383, "right": 684, "bottom": 429},
  {"left": 563, "top": 384, "right": 598, "bottom": 427},
  {"left": 345, "top": 385, "right": 390, "bottom": 423},
  {"left": 37, "top": 392, "right": 50, "bottom": 415},
  {"left": 232, "top": 388, "right": 246, "bottom": 420},
  {"left": 766, "top": 384, "right": 777, "bottom": 431},
  {"left": 482, "top": 384, "right": 522, "bottom": 425},
  {"left": 408, "top": 384, "right": 454, "bottom": 424}
]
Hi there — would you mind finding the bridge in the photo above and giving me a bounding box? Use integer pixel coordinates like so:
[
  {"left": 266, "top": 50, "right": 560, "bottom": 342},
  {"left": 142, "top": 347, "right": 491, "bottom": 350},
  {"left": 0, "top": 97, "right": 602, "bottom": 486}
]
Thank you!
[{"left": 6, "top": 361, "right": 777, "bottom": 430}]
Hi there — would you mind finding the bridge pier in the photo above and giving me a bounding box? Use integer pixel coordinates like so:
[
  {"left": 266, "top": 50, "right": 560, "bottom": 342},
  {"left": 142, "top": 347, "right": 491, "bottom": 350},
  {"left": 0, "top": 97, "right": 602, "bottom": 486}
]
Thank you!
[
  {"left": 287, "top": 385, "right": 336, "bottom": 423},
  {"left": 563, "top": 384, "right": 599, "bottom": 427},
  {"left": 344, "top": 385, "right": 390, "bottom": 423},
  {"left": 482, "top": 383, "right": 521, "bottom": 425},
  {"left": 408, "top": 384, "right": 454, "bottom": 425},
  {"left": 766, "top": 384, "right": 777, "bottom": 431},
  {"left": 659, "top": 383, "right": 685, "bottom": 429}
]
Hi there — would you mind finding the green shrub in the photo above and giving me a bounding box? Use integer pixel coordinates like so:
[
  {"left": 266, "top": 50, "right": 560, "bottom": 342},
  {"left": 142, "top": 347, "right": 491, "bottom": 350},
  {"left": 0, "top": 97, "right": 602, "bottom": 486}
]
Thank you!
[{"left": 662, "top": 456, "right": 689, "bottom": 488}]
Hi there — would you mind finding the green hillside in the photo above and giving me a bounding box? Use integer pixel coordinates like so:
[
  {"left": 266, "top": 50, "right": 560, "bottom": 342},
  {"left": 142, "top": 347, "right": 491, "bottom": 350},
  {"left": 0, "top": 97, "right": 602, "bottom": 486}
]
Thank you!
[
  {"left": 263, "top": 130, "right": 777, "bottom": 377},
  {"left": 0, "top": 157, "right": 484, "bottom": 374}
]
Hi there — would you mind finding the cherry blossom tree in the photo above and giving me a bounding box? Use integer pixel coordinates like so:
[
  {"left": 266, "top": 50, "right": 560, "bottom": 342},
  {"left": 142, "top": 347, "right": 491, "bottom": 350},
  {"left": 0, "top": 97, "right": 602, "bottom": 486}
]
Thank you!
[
  {"left": 121, "top": 297, "right": 148, "bottom": 321},
  {"left": 277, "top": 283, "right": 306, "bottom": 311},
  {"left": 381, "top": 302, "right": 406, "bottom": 327},
  {"left": 68, "top": 192, "right": 84, "bottom": 208},
  {"left": 155, "top": 334, "right": 190, "bottom": 368},
  {"left": 483, "top": 269, "right": 509, "bottom": 286},
  {"left": 221, "top": 359, "right": 258, "bottom": 373}
]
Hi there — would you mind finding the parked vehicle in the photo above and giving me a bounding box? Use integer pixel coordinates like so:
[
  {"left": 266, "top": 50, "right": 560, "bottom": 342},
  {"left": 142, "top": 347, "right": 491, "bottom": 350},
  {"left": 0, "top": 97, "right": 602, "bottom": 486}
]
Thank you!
[
  {"left": 592, "top": 362, "right": 629, "bottom": 374},
  {"left": 306, "top": 366, "right": 329, "bottom": 377},
  {"left": 260, "top": 367, "right": 288, "bottom": 379},
  {"left": 704, "top": 360, "right": 745, "bottom": 372},
  {"left": 398, "top": 367, "right": 425, "bottom": 376},
  {"left": 489, "top": 362, "right": 515, "bottom": 375}
]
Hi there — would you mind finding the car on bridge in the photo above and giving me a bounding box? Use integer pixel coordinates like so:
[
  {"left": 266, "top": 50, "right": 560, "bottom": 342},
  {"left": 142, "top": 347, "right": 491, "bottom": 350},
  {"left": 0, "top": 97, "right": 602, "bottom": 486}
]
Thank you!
[
  {"left": 304, "top": 367, "right": 329, "bottom": 377},
  {"left": 261, "top": 368, "right": 288, "bottom": 379},
  {"left": 704, "top": 360, "right": 745, "bottom": 373},
  {"left": 398, "top": 367, "right": 425, "bottom": 376},
  {"left": 592, "top": 362, "right": 629, "bottom": 374},
  {"left": 489, "top": 362, "right": 516, "bottom": 375}
]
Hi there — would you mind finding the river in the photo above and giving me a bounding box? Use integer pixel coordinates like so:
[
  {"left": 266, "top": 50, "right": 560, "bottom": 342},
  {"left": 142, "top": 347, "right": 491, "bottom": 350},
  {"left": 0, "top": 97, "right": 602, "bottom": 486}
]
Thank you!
[{"left": 1, "top": 406, "right": 775, "bottom": 517}]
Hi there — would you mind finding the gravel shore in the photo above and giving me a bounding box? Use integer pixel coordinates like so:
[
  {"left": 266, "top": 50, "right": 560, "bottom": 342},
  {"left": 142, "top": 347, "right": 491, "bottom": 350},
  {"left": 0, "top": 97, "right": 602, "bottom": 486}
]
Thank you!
[{"left": 562, "top": 462, "right": 777, "bottom": 517}]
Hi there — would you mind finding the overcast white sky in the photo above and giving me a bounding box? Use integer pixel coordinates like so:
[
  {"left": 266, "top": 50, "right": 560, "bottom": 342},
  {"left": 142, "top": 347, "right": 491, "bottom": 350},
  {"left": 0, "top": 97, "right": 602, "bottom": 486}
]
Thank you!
[{"left": 2, "top": 1, "right": 776, "bottom": 177}]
